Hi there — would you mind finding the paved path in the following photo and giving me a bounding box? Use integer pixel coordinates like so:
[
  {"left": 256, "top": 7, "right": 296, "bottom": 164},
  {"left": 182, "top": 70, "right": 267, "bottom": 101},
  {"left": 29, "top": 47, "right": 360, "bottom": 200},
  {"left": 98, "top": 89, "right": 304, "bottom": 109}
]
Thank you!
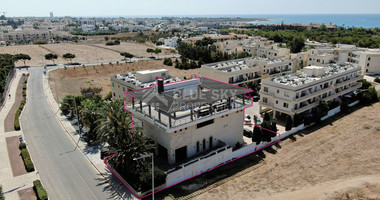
[
  {"left": 6, "top": 136, "right": 27, "bottom": 177},
  {"left": 0, "top": 72, "right": 40, "bottom": 200},
  {"left": 20, "top": 67, "right": 118, "bottom": 200},
  {"left": 4, "top": 75, "right": 26, "bottom": 132}
]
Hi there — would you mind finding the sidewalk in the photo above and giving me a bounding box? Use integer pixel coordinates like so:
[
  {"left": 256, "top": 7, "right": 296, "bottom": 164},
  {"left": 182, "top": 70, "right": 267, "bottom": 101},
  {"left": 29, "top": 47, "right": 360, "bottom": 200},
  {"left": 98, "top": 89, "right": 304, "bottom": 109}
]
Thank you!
[
  {"left": 43, "top": 70, "right": 108, "bottom": 174},
  {"left": 0, "top": 71, "right": 40, "bottom": 200}
]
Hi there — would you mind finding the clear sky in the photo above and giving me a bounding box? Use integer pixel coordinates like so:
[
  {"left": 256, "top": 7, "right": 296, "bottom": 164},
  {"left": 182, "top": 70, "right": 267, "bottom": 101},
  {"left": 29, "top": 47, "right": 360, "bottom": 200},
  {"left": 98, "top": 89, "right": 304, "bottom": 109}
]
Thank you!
[{"left": 2, "top": 0, "right": 380, "bottom": 17}]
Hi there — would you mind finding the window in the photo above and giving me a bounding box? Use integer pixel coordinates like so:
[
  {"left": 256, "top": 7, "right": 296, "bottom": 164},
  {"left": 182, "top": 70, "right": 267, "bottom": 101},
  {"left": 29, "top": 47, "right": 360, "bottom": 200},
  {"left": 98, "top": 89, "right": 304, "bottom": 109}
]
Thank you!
[
  {"left": 197, "top": 141, "right": 200, "bottom": 153},
  {"left": 277, "top": 90, "right": 279, "bottom": 93},
  {"left": 113, "top": 92, "right": 115, "bottom": 96},
  {"left": 197, "top": 119, "right": 214, "bottom": 129},
  {"left": 123, "top": 87, "right": 126, "bottom": 92},
  {"left": 283, "top": 103, "right": 289, "bottom": 108},
  {"left": 203, "top": 139, "right": 206, "bottom": 150},
  {"left": 112, "top": 83, "right": 114, "bottom": 87},
  {"left": 284, "top": 91, "right": 289, "bottom": 97},
  {"left": 368, "top": 57, "right": 371, "bottom": 61},
  {"left": 317, "top": 59, "right": 320, "bottom": 63},
  {"left": 367, "top": 63, "right": 370, "bottom": 67},
  {"left": 209, "top": 137, "right": 213, "bottom": 148},
  {"left": 263, "top": 97, "right": 268, "bottom": 103},
  {"left": 264, "top": 87, "right": 268, "bottom": 92},
  {"left": 276, "top": 100, "right": 278, "bottom": 104}
]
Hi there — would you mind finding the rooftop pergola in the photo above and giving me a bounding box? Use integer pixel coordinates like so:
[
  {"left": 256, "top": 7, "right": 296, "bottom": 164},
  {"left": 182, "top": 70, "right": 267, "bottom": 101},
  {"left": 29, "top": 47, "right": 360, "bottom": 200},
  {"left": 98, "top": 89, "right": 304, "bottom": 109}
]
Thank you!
[{"left": 126, "top": 78, "right": 252, "bottom": 129}]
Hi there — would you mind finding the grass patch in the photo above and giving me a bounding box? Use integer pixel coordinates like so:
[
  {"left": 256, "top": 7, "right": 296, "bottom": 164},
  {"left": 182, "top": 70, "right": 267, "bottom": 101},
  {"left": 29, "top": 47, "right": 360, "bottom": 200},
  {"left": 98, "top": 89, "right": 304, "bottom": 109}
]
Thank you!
[
  {"left": 33, "top": 180, "right": 48, "bottom": 200},
  {"left": 14, "top": 77, "right": 28, "bottom": 131},
  {"left": 20, "top": 146, "right": 35, "bottom": 172}
]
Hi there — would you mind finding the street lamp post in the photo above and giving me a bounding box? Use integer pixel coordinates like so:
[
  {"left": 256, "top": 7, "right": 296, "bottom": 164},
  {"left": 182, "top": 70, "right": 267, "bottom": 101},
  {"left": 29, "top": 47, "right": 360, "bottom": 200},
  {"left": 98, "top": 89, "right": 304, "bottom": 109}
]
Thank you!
[{"left": 133, "top": 153, "right": 154, "bottom": 200}]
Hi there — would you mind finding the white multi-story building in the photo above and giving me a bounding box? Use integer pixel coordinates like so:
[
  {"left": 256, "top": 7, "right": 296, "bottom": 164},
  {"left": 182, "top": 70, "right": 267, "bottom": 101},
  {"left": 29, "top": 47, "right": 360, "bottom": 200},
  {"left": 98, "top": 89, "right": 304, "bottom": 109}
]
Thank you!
[
  {"left": 259, "top": 64, "right": 362, "bottom": 119},
  {"left": 125, "top": 77, "right": 251, "bottom": 165},
  {"left": 357, "top": 49, "right": 380, "bottom": 75},
  {"left": 3, "top": 30, "right": 51, "bottom": 44},
  {"left": 111, "top": 69, "right": 180, "bottom": 99},
  {"left": 200, "top": 57, "right": 294, "bottom": 85},
  {"left": 164, "top": 36, "right": 179, "bottom": 47}
]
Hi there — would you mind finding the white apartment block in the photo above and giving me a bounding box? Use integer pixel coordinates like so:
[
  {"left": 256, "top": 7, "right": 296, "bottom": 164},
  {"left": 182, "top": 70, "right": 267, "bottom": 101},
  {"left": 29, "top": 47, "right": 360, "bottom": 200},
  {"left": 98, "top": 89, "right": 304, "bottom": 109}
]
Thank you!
[
  {"left": 125, "top": 77, "right": 251, "bottom": 165},
  {"left": 357, "top": 49, "right": 380, "bottom": 75},
  {"left": 4, "top": 30, "right": 50, "bottom": 44},
  {"left": 111, "top": 69, "right": 180, "bottom": 99},
  {"left": 259, "top": 64, "right": 362, "bottom": 119},
  {"left": 201, "top": 57, "right": 294, "bottom": 85},
  {"left": 243, "top": 42, "right": 289, "bottom": 59},
  {"left": 164, "top": 36, "right": 179, "bottom": 47}
]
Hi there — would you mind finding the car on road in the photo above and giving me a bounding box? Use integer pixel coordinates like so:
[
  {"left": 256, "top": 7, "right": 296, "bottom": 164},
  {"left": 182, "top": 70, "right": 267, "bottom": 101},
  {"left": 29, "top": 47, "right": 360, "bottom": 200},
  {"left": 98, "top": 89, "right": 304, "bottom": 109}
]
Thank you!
[{"left": 243, "top": 128, "right": 253, "bottom": 138}]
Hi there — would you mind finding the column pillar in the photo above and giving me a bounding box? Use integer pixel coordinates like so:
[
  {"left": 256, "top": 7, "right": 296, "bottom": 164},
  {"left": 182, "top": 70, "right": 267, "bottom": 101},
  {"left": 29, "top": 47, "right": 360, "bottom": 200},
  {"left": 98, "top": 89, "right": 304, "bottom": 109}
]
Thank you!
[
  {"left": 148, "top": 105, "right": 151, "bottom": 117},
  {"left": 168, "top": 150, "right": 175, "bottom": 165},
  {"left": 132, "top": 98, "right": 135, "bottom": 109},
  {"left": 190, "top": 109, "right": 194, "bottom": 121},
  {"left": 169, "top": 113, "right": 172, "bottom": 128},
  {"left": 139, "top": 100, "right": 142, "bottom": 111},
  {"left": 158, "top": 109, "right": 161, "bottom": 122}
]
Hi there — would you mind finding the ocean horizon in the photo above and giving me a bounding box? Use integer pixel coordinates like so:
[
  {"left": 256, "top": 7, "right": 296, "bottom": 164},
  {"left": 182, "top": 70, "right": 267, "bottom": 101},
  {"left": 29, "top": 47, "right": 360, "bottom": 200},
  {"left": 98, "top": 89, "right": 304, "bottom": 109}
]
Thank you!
[{"left": 74, "top": 14, "right": 380, "bottom": 28}]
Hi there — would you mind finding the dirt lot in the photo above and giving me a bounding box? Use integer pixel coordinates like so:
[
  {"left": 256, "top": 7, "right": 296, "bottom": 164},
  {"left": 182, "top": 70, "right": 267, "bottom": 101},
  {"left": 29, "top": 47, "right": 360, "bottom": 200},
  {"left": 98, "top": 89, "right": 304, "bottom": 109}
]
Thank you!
[
  {"left": 158, "top": 103, "right": 380, "bottom": 200},
  {"left": 48, "top": 60, "right": 200, "bottom": 102},
  {"left": 0, "top": 41, "right": 174, "bottom": 67}
]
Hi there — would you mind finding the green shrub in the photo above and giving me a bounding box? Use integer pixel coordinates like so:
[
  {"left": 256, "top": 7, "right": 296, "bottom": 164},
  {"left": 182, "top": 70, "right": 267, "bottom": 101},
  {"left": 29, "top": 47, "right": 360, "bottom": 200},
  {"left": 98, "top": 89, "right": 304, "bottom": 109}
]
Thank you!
[
  {"left": 14, "top": 117, "right": 20, "bottom": 130},
  {"left": 23, "top": 84, "right": 27, "bottom": 90},
  {"left": 21, "top": 148, "right": 34, "bottom": 172},
  {"left": 22, "top": 90, "right": 26, "bottom": 97},
  {"left": 33, "top": 180, "right": 48, "bottom": 200},
  {"left": 374, "top": 77, "right": 380, "bottom": 83},
  {"left": 19, "top": 143, "right": 26, "bottom": 149}
]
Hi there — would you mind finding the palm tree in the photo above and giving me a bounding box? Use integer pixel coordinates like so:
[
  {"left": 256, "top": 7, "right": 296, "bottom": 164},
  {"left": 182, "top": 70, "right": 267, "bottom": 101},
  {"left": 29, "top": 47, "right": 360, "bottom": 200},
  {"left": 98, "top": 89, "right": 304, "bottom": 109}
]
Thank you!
[
  {"left": 80, "top": 98, "right": 104, "bottom": 145},
  {"left": 96, "top": 100, "right": 155, "bottom": 182}
]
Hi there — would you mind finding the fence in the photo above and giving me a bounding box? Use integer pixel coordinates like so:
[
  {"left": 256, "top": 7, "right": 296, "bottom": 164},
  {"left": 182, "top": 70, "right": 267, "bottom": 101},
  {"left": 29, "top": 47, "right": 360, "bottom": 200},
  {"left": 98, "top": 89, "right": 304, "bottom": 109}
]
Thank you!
[
  {"left": 166, "top": 146, "right": 233, "bottom": 186},
  {"left": 0, "top": 67, "right": 15, "bottom": 107}
]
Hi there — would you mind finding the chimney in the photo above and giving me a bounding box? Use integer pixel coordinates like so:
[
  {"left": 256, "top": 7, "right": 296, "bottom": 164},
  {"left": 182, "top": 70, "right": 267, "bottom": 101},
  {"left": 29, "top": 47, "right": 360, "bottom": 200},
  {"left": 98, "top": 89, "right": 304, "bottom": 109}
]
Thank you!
[{"left": 157, "top": 79, "right": 164, "bottom": 94}]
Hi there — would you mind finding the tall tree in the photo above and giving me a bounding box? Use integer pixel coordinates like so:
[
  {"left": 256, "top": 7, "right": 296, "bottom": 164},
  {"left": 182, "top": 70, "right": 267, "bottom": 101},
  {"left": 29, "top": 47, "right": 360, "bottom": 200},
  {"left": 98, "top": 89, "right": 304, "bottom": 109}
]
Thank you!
[
  {"left": 252, "top": 126, "right": 262, "bottom": 145},
  {"left": 44, "top": 53, "right": 58, "bottom": 65},
  {"left": 146, "top": 48, "right": 155, "bottom": 57},
  {"left": 285, "top": 115, "right": 293, "bottom": 131},
  {"left": 290, "top": 37, "right": 305, "bottom": 53},
  {"left": 154, "top": 48, "right": 162, "bottom": 58},
  {"left": 63, "top": 53, "right": 76, "bottom": 64},
  {"left": 120, "top": 52, "right": 134, "bottom": 62},
  {"left": 14, "top": 53, "right": 31, "bottom": 67},
  {"left": 80, "top": 98, "right": 104, "bottom": 144}
]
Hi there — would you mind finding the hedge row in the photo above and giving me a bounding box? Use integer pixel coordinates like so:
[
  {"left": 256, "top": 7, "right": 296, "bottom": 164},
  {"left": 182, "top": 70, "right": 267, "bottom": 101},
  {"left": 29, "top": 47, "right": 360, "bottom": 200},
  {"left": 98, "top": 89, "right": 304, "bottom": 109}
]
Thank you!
[
  {"left": 33, "top": 180, "right": 48, "bottom": 200},
  {"left": 14, "top": 77, "right": 28, "bottom": 131},
  {"left": 20, "top": 146, "right": 34, "bottom": 172}
]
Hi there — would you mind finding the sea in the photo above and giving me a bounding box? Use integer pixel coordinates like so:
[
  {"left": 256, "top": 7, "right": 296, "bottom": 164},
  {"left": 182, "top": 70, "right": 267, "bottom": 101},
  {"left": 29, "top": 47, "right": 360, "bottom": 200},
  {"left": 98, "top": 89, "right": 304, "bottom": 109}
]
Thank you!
[{"left": 245, "top": 14, "right": 380, "bottom": 28}]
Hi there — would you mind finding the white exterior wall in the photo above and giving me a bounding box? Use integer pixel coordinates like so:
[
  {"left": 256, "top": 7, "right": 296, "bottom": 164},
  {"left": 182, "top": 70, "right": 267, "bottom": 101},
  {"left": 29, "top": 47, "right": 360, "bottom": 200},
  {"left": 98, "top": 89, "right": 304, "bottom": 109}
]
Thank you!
[
  {"left": 135, "top": 109, "right": 245, "bottom": 164},
  {"left": 359, "top": 51, "right": 380, "bottom": 75},
  {"left": 111, "top": 79, "right": 129, "bottom": 99}
]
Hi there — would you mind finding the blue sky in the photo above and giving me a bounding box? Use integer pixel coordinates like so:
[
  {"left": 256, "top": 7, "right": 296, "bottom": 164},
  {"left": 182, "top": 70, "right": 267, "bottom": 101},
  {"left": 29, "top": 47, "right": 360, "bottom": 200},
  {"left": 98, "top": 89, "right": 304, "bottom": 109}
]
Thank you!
[{"left": 2, "top": 0, "right": 380, "bottom": 17}]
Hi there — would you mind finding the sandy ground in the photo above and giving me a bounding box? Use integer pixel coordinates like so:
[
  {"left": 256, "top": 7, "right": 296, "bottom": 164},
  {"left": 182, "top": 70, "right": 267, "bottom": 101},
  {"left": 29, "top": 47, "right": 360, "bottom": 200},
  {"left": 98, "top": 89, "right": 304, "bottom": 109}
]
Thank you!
[
  {"left": 48, "top": 61, "right": 200, "bottom": 101},
  {"left": 0, "top": 41, "right": 174, "bottom": 67},
  {"left": 159, "top": 103, "right": 380, "bottom": 200}
]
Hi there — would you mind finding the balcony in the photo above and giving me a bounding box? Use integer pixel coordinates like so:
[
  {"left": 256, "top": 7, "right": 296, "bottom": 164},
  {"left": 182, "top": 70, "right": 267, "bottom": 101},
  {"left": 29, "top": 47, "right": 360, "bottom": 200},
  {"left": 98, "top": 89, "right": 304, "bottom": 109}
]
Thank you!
[
  {"left": 229, "top": 75, "right": 261, "bottom": 84},
  {"left": 125, "top": 96, "right": 251, "bottom": 132}
]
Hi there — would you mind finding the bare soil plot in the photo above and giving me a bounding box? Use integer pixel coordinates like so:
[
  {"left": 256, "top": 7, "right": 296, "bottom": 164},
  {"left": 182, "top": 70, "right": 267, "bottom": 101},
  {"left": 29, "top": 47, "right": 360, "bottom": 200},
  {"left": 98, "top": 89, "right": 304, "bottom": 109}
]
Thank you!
[
  {"left": 0, "top": 41, "right": 172, "bottom": 67},
  {"left": 41, "top": 43, "right": 122, "bottom": 64},
  {"left": 18, "top": 187, "right": 37, "bottom": 200},
  {"left": 48, "top": 60, "right": 200, "bottom": 102},
  {"left": 6, "top": 136, "right": 27, "bottom": 177},
  {"left": 91, "top": 42, "right": 174, "bottom": 58},
  {"left": 0, "top": 45, "right": 51, "bottom": 67},
  {"left": 158, "top": 103, "right": 380, "bottom": 200}
]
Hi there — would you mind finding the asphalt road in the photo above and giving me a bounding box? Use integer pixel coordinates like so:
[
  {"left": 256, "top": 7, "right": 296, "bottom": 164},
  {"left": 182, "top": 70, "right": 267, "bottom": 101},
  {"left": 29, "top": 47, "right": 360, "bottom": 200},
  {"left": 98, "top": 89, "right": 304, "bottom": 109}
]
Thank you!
[{"left": 21, "top": 67, "right": 117, "bottom": 200}]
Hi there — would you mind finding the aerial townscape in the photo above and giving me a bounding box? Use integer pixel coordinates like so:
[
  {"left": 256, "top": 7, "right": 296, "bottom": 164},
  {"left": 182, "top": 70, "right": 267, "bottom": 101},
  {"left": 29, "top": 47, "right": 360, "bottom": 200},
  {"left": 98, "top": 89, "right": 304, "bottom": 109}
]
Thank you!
[{"left": 0, "top": 1, "right": 380, "bottom": 200}]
